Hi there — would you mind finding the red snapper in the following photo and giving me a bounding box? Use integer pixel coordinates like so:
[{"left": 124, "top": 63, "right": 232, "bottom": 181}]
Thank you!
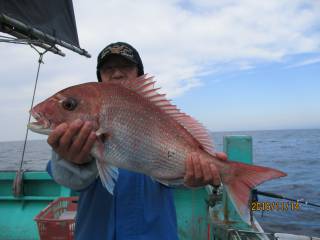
[{"left": 28, "top": 75, "right": 286, "bottom": 224}]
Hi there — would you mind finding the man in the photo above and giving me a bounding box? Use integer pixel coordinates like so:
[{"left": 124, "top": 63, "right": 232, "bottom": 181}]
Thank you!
[{"left": 47, "top": 42, "right": 227, "bottom": 239}]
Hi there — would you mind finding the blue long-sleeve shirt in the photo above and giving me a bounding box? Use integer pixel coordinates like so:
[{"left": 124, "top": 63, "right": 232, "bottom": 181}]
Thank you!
[{"left": 47, "top": 159, "right": 178, "bottom": 240}]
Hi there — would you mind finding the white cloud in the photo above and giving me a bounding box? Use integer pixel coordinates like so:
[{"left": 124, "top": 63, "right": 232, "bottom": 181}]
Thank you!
[
  {"left": 286, "top": 56, "right": 320, "bottom": 68},
  {"left": 71, "top": 0, "right": 320, "bottom": 95}
]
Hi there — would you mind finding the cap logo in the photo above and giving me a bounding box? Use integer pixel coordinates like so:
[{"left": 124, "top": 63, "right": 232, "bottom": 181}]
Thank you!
[
  {"left": 100, "top": 44, "right": 135, "bottom": 60},
  {"left": 110, "top": 45, "right": 124, "bottom": 54}
]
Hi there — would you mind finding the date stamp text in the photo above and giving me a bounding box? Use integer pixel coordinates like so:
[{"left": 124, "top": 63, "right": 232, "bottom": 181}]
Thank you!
[{"left": 251, "top": 201, "right": 300, "bottom": 211}]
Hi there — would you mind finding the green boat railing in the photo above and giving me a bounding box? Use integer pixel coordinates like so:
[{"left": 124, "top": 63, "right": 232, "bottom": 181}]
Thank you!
[
  {"left": 0, "top": 135, "right": 263, "bottom": 240},
  {"left": 0, "top": 171, "right": 74, "bottom": 239}
]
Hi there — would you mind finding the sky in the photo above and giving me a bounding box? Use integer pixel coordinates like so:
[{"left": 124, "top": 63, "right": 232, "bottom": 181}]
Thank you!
[{"left": 0, "top": 0, "right": 319, "bottom": 142}]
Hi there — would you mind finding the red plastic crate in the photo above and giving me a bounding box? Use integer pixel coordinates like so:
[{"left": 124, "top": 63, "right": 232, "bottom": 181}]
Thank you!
[{"left": 34, "top": 196, "right": 78, "bottom": 240}]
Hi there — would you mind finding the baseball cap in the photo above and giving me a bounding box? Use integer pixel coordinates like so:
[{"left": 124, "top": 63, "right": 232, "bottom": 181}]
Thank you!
[{"left": 96, "top": 42, "right": 144, "bottom": 81}]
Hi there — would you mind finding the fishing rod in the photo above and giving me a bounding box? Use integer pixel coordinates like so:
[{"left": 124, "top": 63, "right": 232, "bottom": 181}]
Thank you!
[{"left": 252, "top": 189, "right": 320, "bottom": 208}]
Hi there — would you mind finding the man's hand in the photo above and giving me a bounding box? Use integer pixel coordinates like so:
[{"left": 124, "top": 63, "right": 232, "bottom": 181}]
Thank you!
[
  {"left": 184, "top": 152, "right": 227, "bottom": 187},
  {"left": 47, "top": 119, "right": 96, "bottom": 165}
]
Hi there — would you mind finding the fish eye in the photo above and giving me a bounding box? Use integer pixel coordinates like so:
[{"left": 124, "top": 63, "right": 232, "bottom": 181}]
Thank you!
[{"left": 62, "top": 97, "right": 78, "bottom": 111}]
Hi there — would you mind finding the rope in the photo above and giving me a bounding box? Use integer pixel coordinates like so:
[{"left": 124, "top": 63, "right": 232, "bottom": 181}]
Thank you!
[
  {"left": 12, "top": 44, "right": 54, "bottom": 197},
  {"left": 0, "top": 35, "right": 63, "bottom": 56}
]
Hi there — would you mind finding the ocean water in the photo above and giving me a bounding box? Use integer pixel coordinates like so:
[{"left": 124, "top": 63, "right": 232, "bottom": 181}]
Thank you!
[{"left": 0, "top": 129, "right": 319, "bottom": 236}]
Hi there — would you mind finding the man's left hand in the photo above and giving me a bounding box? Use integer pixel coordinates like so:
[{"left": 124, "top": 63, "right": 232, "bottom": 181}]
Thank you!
[{"left": 184, "top": 152, "right": 227, "bottom": 187}]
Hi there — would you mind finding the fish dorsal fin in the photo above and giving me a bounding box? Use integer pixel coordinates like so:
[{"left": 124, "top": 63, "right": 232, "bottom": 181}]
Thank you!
[{"left": 115, "top": 74, "right": 215, "bottom": 154}]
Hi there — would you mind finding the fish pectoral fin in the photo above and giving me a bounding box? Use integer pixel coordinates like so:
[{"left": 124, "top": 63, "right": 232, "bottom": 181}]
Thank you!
[
  {"left": 96, "top": 159, "right": 119, "bottom": 195},
  {"left": 96, "top": 128, "right": 112, "bottom": 143},
  {"left": 224, "top": 162, "right": 286, "bottom": 225},
  {"left": 91, "top": 138, "right": 105, "bottom": 161},
  {"left": 91, "top": 138, "right": 118, "bottom": 194}
]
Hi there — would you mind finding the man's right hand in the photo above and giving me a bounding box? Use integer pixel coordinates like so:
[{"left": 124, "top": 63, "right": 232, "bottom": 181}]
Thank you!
[{"left": 47, "top": 119, "right": 97, "bottom": 165}]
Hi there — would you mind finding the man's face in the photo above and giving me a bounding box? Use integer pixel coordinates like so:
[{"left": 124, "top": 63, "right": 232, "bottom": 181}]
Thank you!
[{"left": 100, "top": 55, "right": 138, "bottom": 83}]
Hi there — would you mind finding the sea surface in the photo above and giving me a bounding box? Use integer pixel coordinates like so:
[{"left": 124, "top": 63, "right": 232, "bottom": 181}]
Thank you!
[{"left": 0, "top": 129, "right": 319, "bottom": 236}]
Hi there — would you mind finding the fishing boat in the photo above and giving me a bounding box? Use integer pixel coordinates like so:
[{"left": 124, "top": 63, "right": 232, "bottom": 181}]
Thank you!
[{"left": 0, "top": 1, "right": 318, "bottom": 239}]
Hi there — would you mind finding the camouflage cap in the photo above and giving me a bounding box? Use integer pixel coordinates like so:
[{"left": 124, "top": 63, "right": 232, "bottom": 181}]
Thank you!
[{"left": 96, "top": 42, "right": 144, "bottom": 81}]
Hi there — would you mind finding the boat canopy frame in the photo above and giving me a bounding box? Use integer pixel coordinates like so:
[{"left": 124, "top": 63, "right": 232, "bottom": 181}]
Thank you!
[{"left": 0, "top": 13, "right": 91, "bottom": 58}]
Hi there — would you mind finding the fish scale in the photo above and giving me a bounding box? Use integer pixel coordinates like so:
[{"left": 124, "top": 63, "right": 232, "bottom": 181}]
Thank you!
[
  {"left": 101, "top": 98, "right": 188, "bottom": 181},
  {"left": 28, "top": 74, "right": 287, "bottom": 225}
]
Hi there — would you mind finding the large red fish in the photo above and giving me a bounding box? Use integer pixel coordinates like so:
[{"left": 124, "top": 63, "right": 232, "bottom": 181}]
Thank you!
[{"left": 28, "top": 75, "right": 286, "bottom": 224}]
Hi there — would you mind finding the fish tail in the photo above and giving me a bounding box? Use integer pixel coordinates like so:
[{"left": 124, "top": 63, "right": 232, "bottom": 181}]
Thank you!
[{"left": 222, "top": 162, "right": 286, "bottom": 225}]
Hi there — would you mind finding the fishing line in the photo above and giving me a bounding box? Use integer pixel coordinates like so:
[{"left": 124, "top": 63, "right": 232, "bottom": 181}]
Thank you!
[
  {"left": 252, "top": 189, "right": 320, "bottom": 208},
  {"left": 12, "top": 44, "right": 55, "bottom": 197}
]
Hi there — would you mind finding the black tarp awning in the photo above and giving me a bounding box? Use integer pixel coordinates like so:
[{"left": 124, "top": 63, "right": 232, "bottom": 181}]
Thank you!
[{"left": 0, "top": 0, "right": 90, "bottom": 57}]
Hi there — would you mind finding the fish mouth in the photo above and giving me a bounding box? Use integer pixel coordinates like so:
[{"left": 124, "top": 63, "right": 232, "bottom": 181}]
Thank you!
[{"left": 27, "top": 110, "right": 53, "bottom": 135}]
